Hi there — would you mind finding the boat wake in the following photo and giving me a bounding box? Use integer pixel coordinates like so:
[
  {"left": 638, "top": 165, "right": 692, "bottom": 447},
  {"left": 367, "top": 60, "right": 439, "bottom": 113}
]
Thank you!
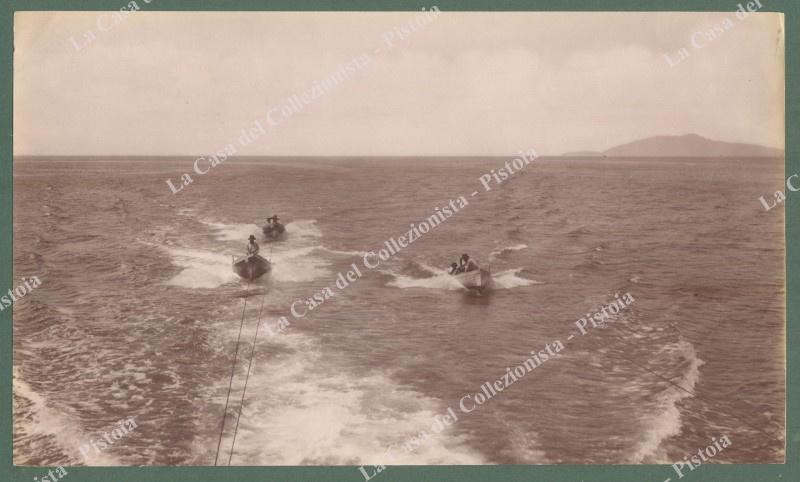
[
  {"left": 164, "top": 247, "right": 240, "bottom": 289},
  {"left": 203, "top": 330, "right": 486, "bottom": 465},
  {"left": 202, "top": 219, "right": 322, "bottom": 243},
  {"left": 385, "top": 262, "right": 540, "bottom": 290},
  {"left": 489, "top": 243, "right": 529, "bottom": 261},
  {"left": 629, "top": 339, "right": 704, "bottom": 463},
  {"left": 492, "top": 268, "right": 543, "bottom": 288},
  {"left": 202, "top": 220, "right": 261, "bottom": 241},
  {"left": 13, "top": 367, "right": 122, "bottom": 466},
  {"left": 270, "top": 246, "right": 331, "bottom": 282},
  {"left": 162, "top": 219, "right": 330, "bottom": 288},
  {"left": 284, "top": 219, "right": 323, "bottom": 240},
  {"left": 386, "top": 270, "right": 466, "bottom": 290}
]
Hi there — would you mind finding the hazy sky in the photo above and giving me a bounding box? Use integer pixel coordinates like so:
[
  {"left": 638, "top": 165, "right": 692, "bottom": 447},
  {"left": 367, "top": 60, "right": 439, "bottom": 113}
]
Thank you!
[{"left": 14, "top": 11, "right": 784, "bottom": 156}]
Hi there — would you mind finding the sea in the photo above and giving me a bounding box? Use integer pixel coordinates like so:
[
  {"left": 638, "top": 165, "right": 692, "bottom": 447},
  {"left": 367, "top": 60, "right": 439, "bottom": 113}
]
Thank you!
[{"left": 11, "top": 156, "right": 785, "bottom": 466}]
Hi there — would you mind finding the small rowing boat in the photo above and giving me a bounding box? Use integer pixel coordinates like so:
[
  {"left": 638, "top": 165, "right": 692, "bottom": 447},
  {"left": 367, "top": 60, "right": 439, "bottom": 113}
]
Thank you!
[
  {"left": 232, "top": 254, "right": 271, "bottom": 281},
  {"left": 452, "top": 267, "right": 493, "bottom": 292},
  {"left": 262, "top": 222, "right": 286, "bottom": 242}
]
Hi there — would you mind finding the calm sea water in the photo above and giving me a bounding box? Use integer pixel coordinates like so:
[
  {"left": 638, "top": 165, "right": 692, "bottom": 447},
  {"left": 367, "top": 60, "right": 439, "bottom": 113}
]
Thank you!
[{"left": 12, "top": 156, "right": 785, "bottom": 466}]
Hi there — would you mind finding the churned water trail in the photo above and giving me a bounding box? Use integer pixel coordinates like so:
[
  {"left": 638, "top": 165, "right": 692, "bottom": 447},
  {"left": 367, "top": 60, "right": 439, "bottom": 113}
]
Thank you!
[{"left": 13, "top": 157, "right": 785, "bottom": 465}]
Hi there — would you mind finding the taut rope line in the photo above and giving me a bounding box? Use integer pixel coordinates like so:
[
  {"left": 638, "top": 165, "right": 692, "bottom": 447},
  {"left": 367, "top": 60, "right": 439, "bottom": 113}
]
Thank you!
[
  {"left": 213, "top": 281, "right": 251, "bottom": 466},
  {"left": 227, "top": 287, "right": 269, "bottom": 465}
]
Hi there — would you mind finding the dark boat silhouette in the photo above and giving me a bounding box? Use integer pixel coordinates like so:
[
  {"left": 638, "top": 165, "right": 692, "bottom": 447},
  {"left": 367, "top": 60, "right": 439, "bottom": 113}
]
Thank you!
[
  {"left": 262, "top": 222, "right": 286, "bottom": 242},
  {"left": 452, "top": 267, "right": 493, "bottom": 293},
  {"left": 232, "top": 254, "right": 271, "bottom": 281}
]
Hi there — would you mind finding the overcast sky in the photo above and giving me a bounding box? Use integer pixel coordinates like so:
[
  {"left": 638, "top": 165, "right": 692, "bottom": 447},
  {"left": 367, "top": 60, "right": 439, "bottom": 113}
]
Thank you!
[{"left": 14, "top": 11, "right": 784, "bottom": 156}]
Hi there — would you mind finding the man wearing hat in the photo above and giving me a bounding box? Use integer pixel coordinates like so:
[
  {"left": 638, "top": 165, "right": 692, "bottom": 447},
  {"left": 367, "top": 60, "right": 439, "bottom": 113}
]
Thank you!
[
  {"left": 459, "top": 253, "right": 478, "bottom": 273},
  {"left": 246, "top": 234, "right": 260, "bottom": 256}
]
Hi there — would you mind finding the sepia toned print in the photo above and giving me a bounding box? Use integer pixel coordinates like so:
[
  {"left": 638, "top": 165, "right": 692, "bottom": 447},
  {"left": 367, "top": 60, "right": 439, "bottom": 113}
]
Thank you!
[{"left": 12, "top": 10, "right": 784, "bottom": 471}]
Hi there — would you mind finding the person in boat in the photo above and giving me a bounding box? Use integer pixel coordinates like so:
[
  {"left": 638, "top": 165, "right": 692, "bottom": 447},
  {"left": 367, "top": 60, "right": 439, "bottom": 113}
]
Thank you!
[
  {"left": 448, "top": 262, "right": 459, "bottom": 275},
  {"left": 271, "top": 215, "right": 281, "bottom": 225},
  {"left": 459, "top": 254, "right": 478, "bottom": 273},
  {"left": 246, "top": 235, "right": 260, "bottom": 256}
]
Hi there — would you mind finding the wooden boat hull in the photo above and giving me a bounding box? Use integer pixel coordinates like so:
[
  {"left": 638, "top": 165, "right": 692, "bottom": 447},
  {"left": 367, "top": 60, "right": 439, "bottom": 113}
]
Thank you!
[
  {"left": 262, "top": 223, "right": 287, "bottom": 242},
  {"left": 232, "top": 254, "right": 271, "bottom": 281},
  {"left": 452, "top": 268, "right": 493, "bottom": 292}
]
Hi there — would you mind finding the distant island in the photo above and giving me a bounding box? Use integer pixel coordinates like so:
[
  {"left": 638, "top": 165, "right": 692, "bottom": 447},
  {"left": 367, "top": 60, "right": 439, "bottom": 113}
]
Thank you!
[{"left": 561, "top": 134, "right": 783, "bottom": 158}]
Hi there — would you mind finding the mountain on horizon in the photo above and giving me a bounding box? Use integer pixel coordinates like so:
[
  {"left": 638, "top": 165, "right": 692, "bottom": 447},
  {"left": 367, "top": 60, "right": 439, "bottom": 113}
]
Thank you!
[{"left": 561, "top": 134, "right": 783, "bottom": 158}]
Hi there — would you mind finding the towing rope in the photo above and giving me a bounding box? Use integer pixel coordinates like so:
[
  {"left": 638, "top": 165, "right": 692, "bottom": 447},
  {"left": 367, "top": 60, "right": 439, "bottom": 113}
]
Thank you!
[
  {"left": 215, "top": 244, "right": 274, "bottom": 465},
  {"left": 213, "top": 281, "right": 250, "bottom": 466},
  {"left": 226, "top": 288, "right": 268, "bottom": 465}
]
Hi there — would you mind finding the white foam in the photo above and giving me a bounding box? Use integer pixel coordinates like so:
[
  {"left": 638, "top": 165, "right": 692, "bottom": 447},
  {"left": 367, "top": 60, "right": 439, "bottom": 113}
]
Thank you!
[
  {"left": 492, "top": 268, "right": 543, "bottom": 289},
  {"left": 384, "top": 262, "right": 464, "bottom": 290},
  {"left": 177, "top": 207, "right": 197, "bottom": 217},
  {"left": 164, "top": 219, "right": 330, "bottom": 288},
  {"left": 216, "top": 332, "right": 485, "bottom": 465},
  {"left": 387, "top": 271, "right": 466, "bottom": 291},
  {"left": 164, "top": 247, "right": 240, "bottom": 289},
  {"left": 386, "top": 264, "right": 541, "bottom": 291},
  {"left": 258, "top": 220, "right": 329, "bottom": 283},
  {"left": 285, "top": 219, "right": 323, "bottom": 239},
  {"left": 630, "top": 340, "right": 704, "bottom": 463},
  {"left": 319, "top": 247, "right": 369, "bottom": 257},
  {"left": 489, "top": 243, "right": 529, "bottom": 260},
  {"left": 13, "top": 367, "right": 121, "bottom": 466},
  {"left": 202, "top": 219, "right": 322, "bottom": 242},
  {"left": 203, "top": 221, "right": 262, "bottom": 242},
  {"left": 269, "top": 246, "right": 331, "bottom": 283}
]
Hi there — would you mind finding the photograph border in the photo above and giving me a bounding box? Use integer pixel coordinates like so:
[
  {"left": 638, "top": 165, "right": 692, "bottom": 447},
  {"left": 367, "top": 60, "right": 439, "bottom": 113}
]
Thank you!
[{"left": 0, "top": 1, "right": 796, "bottom": 481}]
